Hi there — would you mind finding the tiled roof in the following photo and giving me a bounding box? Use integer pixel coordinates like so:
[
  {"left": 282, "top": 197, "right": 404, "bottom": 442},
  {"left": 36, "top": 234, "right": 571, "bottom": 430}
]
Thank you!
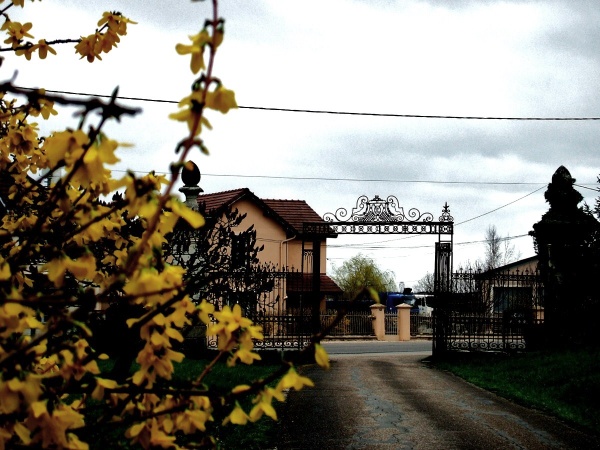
[
  {"left": 262, "top": 199, "right": 324, "bottom": 234},
  {"left": 196, "top": 188, "right": 331, "bottom": 236},
  {"left": 286, "top": 273, "right": 343, "bottom": 294},
  {"left": 196, "top": 188, "right": 250, "bottom": 213}
]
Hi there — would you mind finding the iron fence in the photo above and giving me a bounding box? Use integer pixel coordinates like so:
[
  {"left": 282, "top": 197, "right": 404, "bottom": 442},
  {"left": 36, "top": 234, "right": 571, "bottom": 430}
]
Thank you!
[
  {"left": 320, "top": 309, "right": 374, "bottom": 336},
  {"left": 193, "top": 269, "right": 315, "bottom": 351},
  {"left": 433, "top": 268, "right": 544, "bottom": 353},
  {"left": 385, "top": 312, "right": 397, "bottom": 335},
  {"left": 384, "top": 312, "right": 434, "bottom": 336},
  {"left": 411, "top": 314, "right": 433, "bottom": 336}
]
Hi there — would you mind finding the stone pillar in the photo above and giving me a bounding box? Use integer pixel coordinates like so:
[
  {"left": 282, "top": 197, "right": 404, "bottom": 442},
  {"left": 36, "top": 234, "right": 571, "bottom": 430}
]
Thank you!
[
  {"left": 179, "top": 160, "right": 203, "bottom": 210},
  {"left": 179, "top": 185, "right": 203, "bottom": 210},
  {"left": 397, "top": 303, "right": 412, "bottom": 341},
  {"left": 370, "top": 304, "right": 385, "bottom": 341}
]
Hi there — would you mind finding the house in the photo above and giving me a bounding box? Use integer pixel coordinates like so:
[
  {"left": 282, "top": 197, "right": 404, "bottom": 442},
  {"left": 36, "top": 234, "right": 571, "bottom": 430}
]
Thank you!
[
  {"left": 483, "top": 256, "right": 540, "bottom": 314},
  {"left": 194, "top": 187, "right": 343, "bottom": 311},
  {"left": 488, "top": 255, "right": 538, "bottom": 274}
]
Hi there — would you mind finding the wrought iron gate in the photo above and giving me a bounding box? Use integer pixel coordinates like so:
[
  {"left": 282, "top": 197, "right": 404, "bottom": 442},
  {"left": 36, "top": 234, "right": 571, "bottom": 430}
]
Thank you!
[
  {"left": 303, "top": 195, "right": 454, "bottom": 338},
  {"left": 201, "top": 196, "right": 455, "bottom": 350}
]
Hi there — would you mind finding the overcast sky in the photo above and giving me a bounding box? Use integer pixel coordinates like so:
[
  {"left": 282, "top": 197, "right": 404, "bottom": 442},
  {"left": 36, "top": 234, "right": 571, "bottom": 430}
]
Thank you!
[{"left": 2, "top": 0, "right": 599, "bottom": 287}]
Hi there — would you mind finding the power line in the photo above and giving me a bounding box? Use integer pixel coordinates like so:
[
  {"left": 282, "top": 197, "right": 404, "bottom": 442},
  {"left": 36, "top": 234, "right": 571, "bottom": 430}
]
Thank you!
[
  {"left": 203, "top": 173, "right": 548, "bottom": 186},
  {"left": 455, "top": 186, "right": 546, "bottom": 226},
  {"left": 109, "top": 169, "right": 597, "bottom": 187},
  {"left": 575, "top": 183, "right": 599, "bottom": 192},
  {"left": 238, "top": 107, "right": 600, "bottom": 121},
  {"left": 329, "top": 233, "right": 530, "bottom": 250},
  {"left": 20, "top": 86, "right": 596, "bottom": 248},
  {"left": 23, "top": 87, "right": 600, "bottom": 121}
]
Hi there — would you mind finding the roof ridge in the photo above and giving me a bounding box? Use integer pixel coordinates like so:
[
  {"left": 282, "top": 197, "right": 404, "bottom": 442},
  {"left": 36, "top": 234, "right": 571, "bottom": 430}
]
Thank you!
[
  {"left": 197, "top": 187, "right": 248, "bottom": 197},
  {"left": 262, "top": 198, "right": 307, "bottom": 202}
]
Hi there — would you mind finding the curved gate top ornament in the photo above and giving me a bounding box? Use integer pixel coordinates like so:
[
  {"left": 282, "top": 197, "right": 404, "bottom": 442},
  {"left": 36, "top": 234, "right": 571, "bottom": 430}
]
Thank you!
[
  {"left": 324, "top": 195, "right": 435, "bottom": 223},
  {"left": 305, "top": 195, "right": 453, "bottom": 236}
]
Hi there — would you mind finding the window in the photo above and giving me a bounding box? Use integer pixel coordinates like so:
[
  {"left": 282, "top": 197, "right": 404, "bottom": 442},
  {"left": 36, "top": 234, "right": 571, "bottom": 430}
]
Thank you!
[
  {"left": 231, "top": 233, "right": 251, "bottom": 269},
  {"left": 492, "top": 286, "right": 533, "bottom": 314}
]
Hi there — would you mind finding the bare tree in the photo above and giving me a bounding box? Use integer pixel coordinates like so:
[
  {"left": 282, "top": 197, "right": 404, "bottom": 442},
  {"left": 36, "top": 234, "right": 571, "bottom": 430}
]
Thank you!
[
  {"left": 484, "top": 225, "right": 502, "bottom": 270},
  {"left": 413, "top": 272, "right": 435, "bottom": 293},
  {"left": 168, "top": 205, "right": 276, "bottom": 312},
  {"left": 483, "top": 225, "right": 521, "bottom": 270}
]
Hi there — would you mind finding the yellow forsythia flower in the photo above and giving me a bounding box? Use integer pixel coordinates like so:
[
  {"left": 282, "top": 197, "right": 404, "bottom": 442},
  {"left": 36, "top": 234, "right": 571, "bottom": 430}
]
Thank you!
[
  {"left": 314, "top": 343, "right": 330, "bottom": 369},
  {"left": 2, "top": 21, "right": 34, "bottom": 47},
  {"left": 170, "top": 198, "right": 205, "bottom": 228},
  {"left": 97, "top": 11, "right": 137, "bottom": 36},
  {"left": 75, "top": 33, "right": 101, "bottom": 62},
  {"left": 175, "top": 30, "right": 211, "bottom": 74},
  {"left": 0, "top": 262, "right": 10, "bottom": 280},
  {"left": 36, "top": 39, "right": 56, "bottom": 59},
  {"left": 224, "top": 403, "right": 250, "bottom": 425},
  {"left": 43, "top": 130, "right": 88, "bottom": 167},
  {"left": 205, "top": 86, "right": 237, "bottom": 114},
  {"left": 277, "top": 368, "right": 314, "bottom": 391},
  {"left": 249, "top": 391, "right": 278, "bottom": 422}
]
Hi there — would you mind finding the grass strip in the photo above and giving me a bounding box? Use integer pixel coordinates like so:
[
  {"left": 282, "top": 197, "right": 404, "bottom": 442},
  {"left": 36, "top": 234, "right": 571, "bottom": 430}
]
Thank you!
[{"left": 431, "top": 347, "right": 600, "bottom": 434}]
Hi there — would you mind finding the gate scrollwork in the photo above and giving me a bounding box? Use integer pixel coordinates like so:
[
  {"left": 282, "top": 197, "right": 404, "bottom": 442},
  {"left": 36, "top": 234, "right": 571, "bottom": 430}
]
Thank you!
[{"left": 323, "top": 195, "right": 434, "bottom": 223}]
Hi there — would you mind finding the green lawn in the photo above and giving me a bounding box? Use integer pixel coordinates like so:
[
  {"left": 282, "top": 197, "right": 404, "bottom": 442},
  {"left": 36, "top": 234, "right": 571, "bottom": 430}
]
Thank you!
[{"left": 431, "top": 347, "right": 600, "bottom": 434}]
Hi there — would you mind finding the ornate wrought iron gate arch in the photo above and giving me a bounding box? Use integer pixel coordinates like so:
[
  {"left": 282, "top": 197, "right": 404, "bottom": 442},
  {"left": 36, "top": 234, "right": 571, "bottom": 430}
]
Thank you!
[{"left": 301, "top": 195, "right": 454, "bottom": 335}]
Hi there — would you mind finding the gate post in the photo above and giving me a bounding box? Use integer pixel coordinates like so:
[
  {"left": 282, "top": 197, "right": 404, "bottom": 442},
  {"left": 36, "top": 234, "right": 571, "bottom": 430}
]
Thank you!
[
  {"left": 434, "top": 239, "right": 453, "bottom": 356},
  {"left": 370, "top": 304, "right": 385, "bottom": 340},
  {"left": 311, "top": 239, "right": 322, "bottom": 334},
  {"left": 396, "top": 303, "right": 412, "bottom": 341}
]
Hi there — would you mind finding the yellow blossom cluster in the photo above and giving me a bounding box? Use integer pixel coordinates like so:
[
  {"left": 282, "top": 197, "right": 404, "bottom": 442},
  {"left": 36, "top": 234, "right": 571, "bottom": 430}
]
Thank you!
[
  {"left": 215, "top": 306, "right": 263, "bottom": 368},
  {"left": 123, "top": 393, "right": 214, "bottom": 448},
  {"left": 224, "top": 368, "right": 315, "bottom": 426},
  {"left": 0, "top": 4, "right": 135, "bottom": 61},
  {"left": 0, "top": 2, "right": 333, "bottom": 449},
  {"left": 170, "top": 19, "right": 237, "bottom": 150},
  {"left": 75, "top": 12, "right": 137, "bottom": 63},
  {"left": 0, "top": 18, "right": 57, "bottom": 60}
]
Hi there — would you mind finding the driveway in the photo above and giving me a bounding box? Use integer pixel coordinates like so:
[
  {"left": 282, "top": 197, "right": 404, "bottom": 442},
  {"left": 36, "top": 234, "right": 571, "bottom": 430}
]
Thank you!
[{"left": 277, "top": 343, "right": 599, "bottom": 449}]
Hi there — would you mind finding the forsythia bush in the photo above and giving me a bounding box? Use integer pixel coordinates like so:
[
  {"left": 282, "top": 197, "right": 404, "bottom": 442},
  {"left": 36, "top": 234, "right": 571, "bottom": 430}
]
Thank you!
[{"left": 0, "top": 1, "right": 331, "bottom": 448}]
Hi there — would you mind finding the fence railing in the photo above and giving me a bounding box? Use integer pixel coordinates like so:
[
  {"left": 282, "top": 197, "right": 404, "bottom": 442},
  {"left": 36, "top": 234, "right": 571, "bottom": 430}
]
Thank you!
[
  {"left": 385, "top": 313, "right": 397, "bottom": 335},
  {"left": 320, "top": 309, "right": 374, "bottom": 336},
  {"left": 411, "top": 314, "right": 433, "bottom": 336},
  {"left": 434, "top": 268, "right": 544, "bottom": 353},
  {"left": 384, "top": 311, "right": 434, "bottom": 336}
]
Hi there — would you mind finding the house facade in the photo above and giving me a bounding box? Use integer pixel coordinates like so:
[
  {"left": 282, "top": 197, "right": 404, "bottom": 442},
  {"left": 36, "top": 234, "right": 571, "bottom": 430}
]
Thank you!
[
  {"left": 483, "top": 256, "right": 541, "bottom": 316},
  {"left": 451, "top": 256, "right": 541, "bottom": 314},
  {"left": 194, "top": 188, "right": 342, "bottom": 311}
]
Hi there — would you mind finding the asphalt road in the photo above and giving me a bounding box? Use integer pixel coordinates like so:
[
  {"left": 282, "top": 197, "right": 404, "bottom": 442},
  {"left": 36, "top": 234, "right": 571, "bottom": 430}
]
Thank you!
[
  {"left": 277, "top": 342, "right": 599, "bottom": 450},
  {"left": 322, "top": 340, "right": 432, "bottom": 356}
]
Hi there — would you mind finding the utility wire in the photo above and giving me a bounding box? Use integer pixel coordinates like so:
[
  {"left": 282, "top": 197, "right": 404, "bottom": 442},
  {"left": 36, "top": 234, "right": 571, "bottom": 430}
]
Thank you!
[
  {"left": 22, "top": 87, "right": 597, "bottom": 250},
  {"left": 329, "top": 234, "right": 529, "bottom": 250},
  {"left": 109, "top": 169, "right": 596, "bottom": 187},
  {"left": 454, "top": 186, "right": 546, "bottom": 226},
  {"left": 575, "top": 183, "right": 599, "bottom": 192},
  {"left": 203, "top": 173, "right": 549, "bottom": 185},
  {"left": 22, "top": 87, "right": 600, "bottom": 121}
]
